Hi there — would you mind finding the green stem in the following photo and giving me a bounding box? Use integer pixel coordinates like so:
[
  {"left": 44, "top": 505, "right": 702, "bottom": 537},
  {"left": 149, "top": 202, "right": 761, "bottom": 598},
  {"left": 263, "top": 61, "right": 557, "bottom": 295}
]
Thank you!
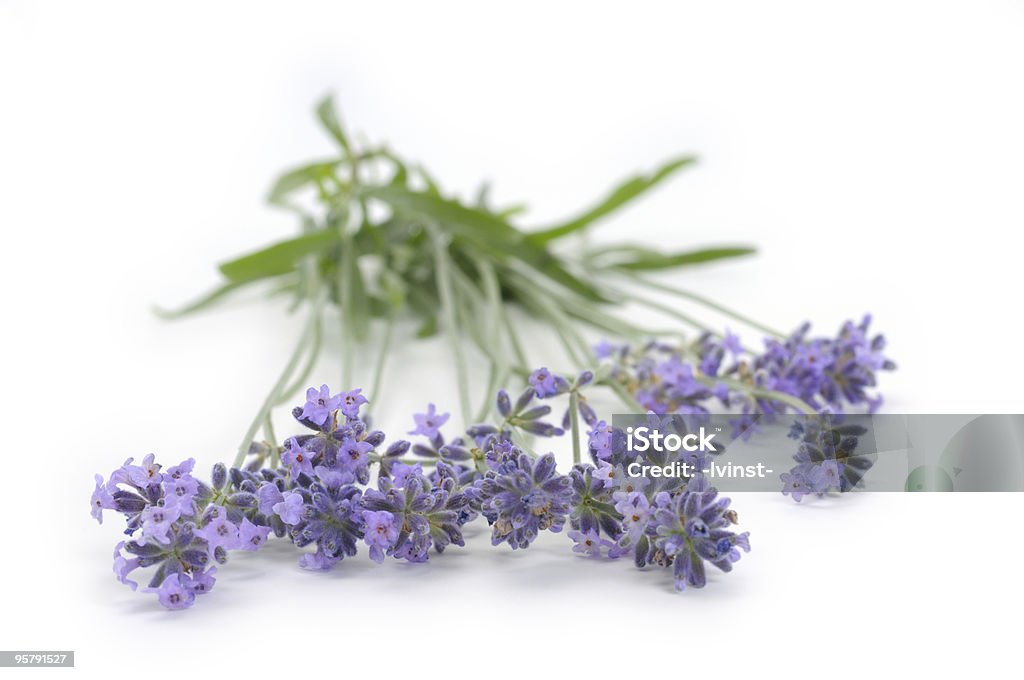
[
  {"left": 338, "top": 226, "right": 356, "bottom": 389},
  {"left": 235, "top": 291, "right": 324, "bottom": 467},
  {"left": 604, "top": 378, "right": 645, "bottom": 412},
  {"left": 427, "top": 223, "right": 472, "bottom": 425},
  {"left": 505, "top": 272, "right": 589, "bottom": 369},
  {"left": 369, "top": 313, "right": 396, "bottom": 406},
  {"left": 617, "top": 270, "right": 787, "bottom": 339},
  {"left": 569, "top": 391, "right": 582, "bottom": 464},
  {"left": 612, "top": 286, "right": 714, "bottom": 336},
  {"left": 264, "top": 416, "right": 280, "bottom": 469},
  {"left": 276, "top": 313, "right": 323, "bottom": 405},
  {"left": 694, "top": 374, "right": 817, "bottom": 415}
]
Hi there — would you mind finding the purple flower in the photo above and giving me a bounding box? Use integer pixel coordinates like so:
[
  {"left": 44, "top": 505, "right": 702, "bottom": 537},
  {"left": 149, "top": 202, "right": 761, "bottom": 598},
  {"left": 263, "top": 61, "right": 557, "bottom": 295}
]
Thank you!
[
  {"left": 390, "top": 462, "right": 422, "bottom": 488},
  {"left": 273, "top": 492, "right": 305, "bottom": 525},
  {"left": 593, "top": 461, "right": 620, "bottom": 489},
  {"left": 338, "top": 438, "right": 372, "bottom": 475},
  {"left": 473, "top": 449, "right": 572, "bottom": 550},
  {"left": 569, "top": 529, "right": 604, "bottom": 557},
  {"left": 196, "top": 508, "right": 240, "bottom": 551},
  {"left": 313, "top": 464, "right": 354, "bottom": 489},
  {"left": 594, "top": 339, "right": 617, "bottom": 360},
  {"left": 154, "top": 573, "right": 195, "bottom": 610},
  {"left": 300, "top": 384, "right": 343, "bottom": 427},
  {"left": 588, "top": 421, "right": 616, "bottom": 461},
  {"left": 112, "top": 542, "right": 139, "bottom": 591},
  {"left": 127, "top": 453, "right": 163, "bottom": 487},
  {"left": 819, "top": 459, "right": 845, "bottom": 490},
  {"left": 781, "top": 472, "right": 810, "bottom": 502},
  {"left": 237, "top": 517, "right": 271, "bottom": 551},
  {"left": 338, "top": 388, "right": 368, "bottom": 419},
  {"left": 722, "top": 329, "right": 743, "bottom": 356},
  {"left": 409, "top": 403, "right": 450, "bottom": 439},
  {"left": 281, "top": 437, "right": 314, "bottom": 478},
  {"left": 298, "top": 549, "right": 341, "bottom": 571},
  {"left": 599, "top": 316, "right": 894, "bottom": 422},
  {"left": 285, "top": 475, "right": 363, "bottom": 566},
  {"left": 186, "top": 567, "right": 217, "bottom": 595},
  {"left": 648, "top": 476, "right": 750, "bottom": 591},
  {"left": 362, "top": 510, "right": 400, "bottom": 563},
  {"left": 91, "top": 474, "right": 115, "bottom": 524},
  {"left": 161, "top": 473, "right": 199, "bottom": 513},
  {"left": 614, "top": 491, "right": 651, "bottom": 542},
  {"left": 164, "top": 458, "right": 195, "bottom": 480},
  {"left": 257, "top": 483, "right": 284, "bottom": 516},
  {"left": 529, "top": 367, "right": 568, "bottom": 398},
  {"left": 140, "top": 504, "right": 182, "bottom": 545},
  {"left": 362, "top": 464, "right": 467, "bottom": 562}
]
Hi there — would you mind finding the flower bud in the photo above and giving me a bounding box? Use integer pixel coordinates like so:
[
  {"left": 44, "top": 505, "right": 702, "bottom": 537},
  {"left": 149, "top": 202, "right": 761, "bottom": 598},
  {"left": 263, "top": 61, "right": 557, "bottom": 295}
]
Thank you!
[{"left": 211, "top": 463, "right": 227, "bottom": 490}]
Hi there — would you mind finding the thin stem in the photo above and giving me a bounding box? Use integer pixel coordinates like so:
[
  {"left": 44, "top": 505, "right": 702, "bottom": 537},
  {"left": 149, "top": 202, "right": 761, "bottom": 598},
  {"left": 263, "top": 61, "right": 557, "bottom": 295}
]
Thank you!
[
  {"left": 339, "top": 227, "right": 356, "bottom": 389},
  {"left": 369, "top": 313, "right": 396, "bottom": 406},
  {"left": 505, "top": 272, "right": 590, "bottom": 369},
  {"left": 427, "top": 223, "right": 472, "bottom": 425},
  {"left": 569, "top": 391, "right": 582, "bottom": 464},
  {"left": 234, "top": 291, "right": 324, "bottom": 467},
  {"left": 263, "top": 415, "right": 280, "bottom": 469},
  {"left": 474, "top": 256, "right": 511, "bottom": 421},
  {"left": 604, "top": 378, "right": 646, "bottom": 412},
  {"left": 617, "top": 270, "right": 787, "bottom": 339},
  {"left": 276, "top": 314, "right": 323, "bottom": 405},
  {"left": 694, "top": 374, "right": 817, "bottom": 415},
  {"left": 612, "top": 286, "right": 714, "bottom": 336}
]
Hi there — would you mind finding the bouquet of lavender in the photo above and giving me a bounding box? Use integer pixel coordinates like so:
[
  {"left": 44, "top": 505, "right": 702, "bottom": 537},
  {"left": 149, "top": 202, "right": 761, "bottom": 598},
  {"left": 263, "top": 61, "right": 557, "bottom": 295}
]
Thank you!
[
  {"left": 93, "top": 375, "right": 756, "bottom": 609},
  {"left": 94, "top": 98, "right": 895, "bottom": 609}
]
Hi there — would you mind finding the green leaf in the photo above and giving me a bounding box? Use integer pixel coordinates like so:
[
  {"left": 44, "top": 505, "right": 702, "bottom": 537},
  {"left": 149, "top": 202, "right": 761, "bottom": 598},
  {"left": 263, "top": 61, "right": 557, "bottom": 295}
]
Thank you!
[
  {"left": 219, "top": 230, "right": 340, "bottom": 283},
  {"left": 152, "top": 281, "right": 247, "bottom": 319},
  {"left": 342, "top": 242, "right": 370, "bottom": 342},
  {"left": 367, "top": 185, "right": 607, "bottom": 302},
  {"left": 366, "top": 185, "right": 524, "bottom": 249},
  {"left": 593, "top": 245, "right": 756, "bottom": 271},
  {"left": 315, "top": 95, "right": 353, "bottom": 157},
  {"left": 526, "top": 155, "right": 697, "bottom": 244},
  {"left": 267, "top": 159, "right": 344, "bottom": 204}
]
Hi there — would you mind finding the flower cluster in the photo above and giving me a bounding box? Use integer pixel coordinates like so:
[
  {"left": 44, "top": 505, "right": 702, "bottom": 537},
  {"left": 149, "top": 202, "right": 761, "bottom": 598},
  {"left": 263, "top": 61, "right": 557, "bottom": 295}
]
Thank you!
[
  {"left": 598, "top": 316, "right": 894, "bottom": 441},
  {"left": 92, "top": 375, "right": 752, "bottom": 609},
  {"left": 469, "top": 444, "right": 573, "bottom": 549},
  {"left": 92, "top": 455, "right": 269, "bottom": 609},
  {"left": 781, "top": 418, "right": 873, "bottom": 502},
  {"left": 573, "top": 412, "right": 748, "bottom": 590}
]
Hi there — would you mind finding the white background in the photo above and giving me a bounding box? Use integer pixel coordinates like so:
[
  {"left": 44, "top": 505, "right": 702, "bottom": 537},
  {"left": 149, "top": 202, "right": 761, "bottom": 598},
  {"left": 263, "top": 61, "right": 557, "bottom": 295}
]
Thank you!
[{"left": 2, "top": 1, "right": 1023, "bottom": 677}]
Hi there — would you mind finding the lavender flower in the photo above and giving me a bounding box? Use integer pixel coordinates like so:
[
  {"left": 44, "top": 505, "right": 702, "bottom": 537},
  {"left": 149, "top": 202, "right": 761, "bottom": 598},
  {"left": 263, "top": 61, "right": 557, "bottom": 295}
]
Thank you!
[
  {"left": 338, "top": 388, "right": 369, "bottom": 419},
  {"left": 91, "top": 474, "right": 115, "bottom": 523},
  {"left": 569, "top": 529, "right": 620, "bottom": 558},
  {"left": 284, "top": 468, "right": 364, "bottom": 568},
  {"left": 599, "top": 316, "right": 894, "bottom": 422},
  {"left": 409, "top": 403, "right": 450, "bottom": 439},
  {"left": 472, "top": 445, "right": 572, "bottom": 549},
  {"left": 781, "top": 418, "right": 874, "bottom": 501},
  {"left": 647, "top": 476, "right": 750, "bottom": 590},
  {"left": 527, "top": 366, "right": 575, "bottom": 402},
  {"left": 362, "top": 510, "right": 400, "bottom": 563},
  {"left": 300, "top": 384, "right": 343, "bottom": 427},
  {"left": 281, "top": 437, "right": 314, "bottom": 478},
  {"left": 152, "top": 573, "right": 195, "bottom": 610},
  {"left": 93, "top": 382, "right": 756, "bottom": 608},
  {"left": 361, "top": 463, "right": 468, "bottom": 562}
]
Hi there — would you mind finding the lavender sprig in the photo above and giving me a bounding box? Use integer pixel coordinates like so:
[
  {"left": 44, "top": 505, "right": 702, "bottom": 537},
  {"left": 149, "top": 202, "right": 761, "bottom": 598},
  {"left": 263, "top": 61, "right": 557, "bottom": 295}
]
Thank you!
[{"left": 93, "top": 378, "right": 755, "bottom": 608}]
